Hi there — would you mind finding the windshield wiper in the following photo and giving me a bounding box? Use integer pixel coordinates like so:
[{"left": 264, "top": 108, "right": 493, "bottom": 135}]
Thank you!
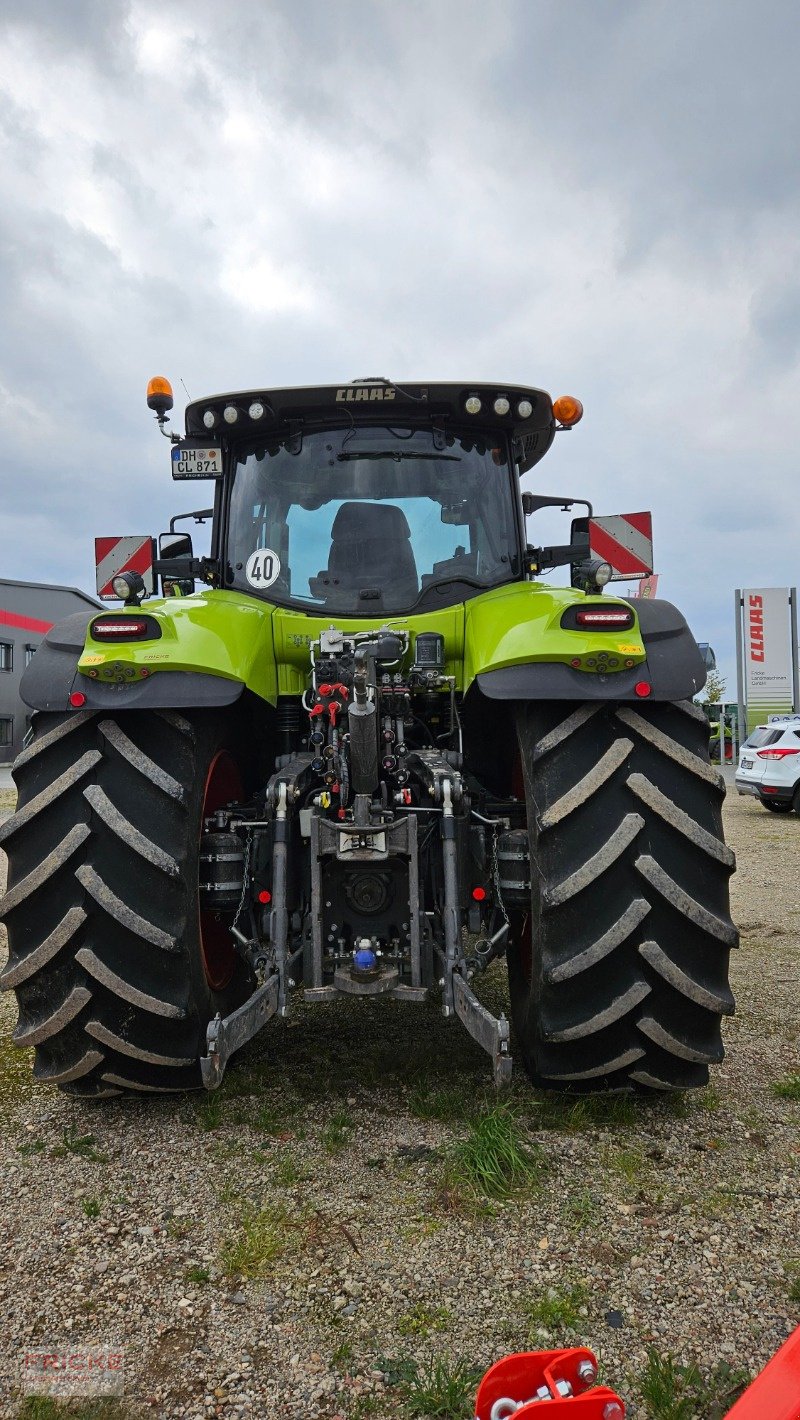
[{"left": 337, "top": 450, "right": 461, "bottom": 462}]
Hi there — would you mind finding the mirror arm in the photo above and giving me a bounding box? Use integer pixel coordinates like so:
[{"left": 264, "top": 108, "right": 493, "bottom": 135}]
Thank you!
[
  {"left": 154, "top": 556, "right": 220, "bottom": 585},
  {"left": 169, "top": 509, "right": 214, "bottom": 533},
  {"left": 522, "top": 494, "right": 593, "bottom": 518},
  {"left": 529, "top": 539, "right": 590, "bottom": 572}
]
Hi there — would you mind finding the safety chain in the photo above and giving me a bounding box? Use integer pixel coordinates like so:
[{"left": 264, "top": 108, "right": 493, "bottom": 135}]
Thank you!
[
  {"left": 231, "top": 828, "right": 255, "bottom": 937},
  {"left": 490, "top": 821, "right": 510, "bottom": 929}
]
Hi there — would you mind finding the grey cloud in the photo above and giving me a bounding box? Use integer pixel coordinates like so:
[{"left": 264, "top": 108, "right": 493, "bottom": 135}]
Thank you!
[{"left": 0, "top": 0, "right": 798, "bottom": 695}]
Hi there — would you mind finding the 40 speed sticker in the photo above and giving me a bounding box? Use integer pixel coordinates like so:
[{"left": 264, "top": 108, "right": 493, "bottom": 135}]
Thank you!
[{"left": 245, "top": 548, "right": 281, "bottom": 589}]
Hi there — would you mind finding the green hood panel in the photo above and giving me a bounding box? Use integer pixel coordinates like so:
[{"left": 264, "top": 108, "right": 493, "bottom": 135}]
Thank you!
[{"left": 77, "top": 584, "right": 644, "bottom": 704}]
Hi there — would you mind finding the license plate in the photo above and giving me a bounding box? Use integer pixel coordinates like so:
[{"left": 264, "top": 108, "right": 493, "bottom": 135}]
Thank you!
[
  {"left": 741, "top": 757, "right": 753, "bottom": 769},
  {"left": 338, "top": 831, "right": 387, "bottom": 855},
  {"left": 171, "top": 442, "right": 223, "bottom": 479}
]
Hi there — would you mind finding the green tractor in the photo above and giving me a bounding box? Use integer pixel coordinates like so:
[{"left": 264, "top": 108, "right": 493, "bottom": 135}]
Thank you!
[{"left": 0, "top": 378, "right": 736, "bottom": 1098}]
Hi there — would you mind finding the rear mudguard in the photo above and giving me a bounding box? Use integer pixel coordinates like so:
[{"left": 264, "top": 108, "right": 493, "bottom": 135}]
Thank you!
[
  {"left": 475, "top": 598, "right": 707, "bottom": 702},
  {"left": 18, "top": 598, "right": 264, "bottom": 713}
]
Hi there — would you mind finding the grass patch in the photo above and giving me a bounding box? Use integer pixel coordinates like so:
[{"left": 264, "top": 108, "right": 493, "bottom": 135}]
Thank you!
[
  {"left": 52, "top": 1128, "right": 107, "bottom": 1163},
  {"left": 606, "top": 1146, "right": 647, "bottom": 1183},
  {"left": 784, "top": 1259, "right": 800, "bottom": 1304},
  {"left": 523, "top": 1282, "right": 589, "bottom": 1335},
  {"left": 165, "top": 1215, "right": 196, "bottom": 1240},
  {"left": 696, "top": 1187, "right": 737, "bottom": 1218},
  {"left": 184, "top": 1264, "right": 211, "bottom": 1284},
  {"left": 771, "top": 1074, "right": 800, "bottom": 1101},
  {"left": 274, "top": 1153, "right": 310, "bottom": 1187},
  {"left": 529, "top": 1091, "right": 639, "bottom": 1131},
  {"left": 561, "top": 1188, "right": 601, "bottom": 1231},
  {"left": 400, "top": 1215, "right": 444, "bottom": 1241},
  {"left": 18, "top": 1138, "right": 46, "bottom": 1157},
  {"left": 397, "top": 1302, "right": 452, "bottom": 1338},
  {"left": 392, "top": 1354, "right": 483, "bottom": 1418},
  {"left": 636, "top": 1347, "right": 749, "bottom": 1419},
  {"left": 407, "top": 1082, "right": 481, "bottom": 1122},
  {"left": 251, "top": 1101, "right": 295, "bottom": 1134},
  {"left": 695, "top": 1085, "right": 721, "bottom": 1112},
  {"left": 220, "top": 1202, "right": 294, "bottom": 1278},
  {"left": 16, "top": 1402, "right": 131, "bottom": 1419},
  {"left": 193, "top": 1092, "right": 224, "bottom": 1131},
  {"left": 331, "top": 1337, "right": 355, "bottom": 1371},
  {"left": 81, "top": 1198, "right": 101, "bottom": 1219},
  {"left": 0, "top": 1034, "right": 36, "bottom": 1105},
  {"left": 321, "top": 1109, "right": 354, "bottom": 1154},
  {"left": 443, "top": 1106, "right": 546, "bottom": 1203}
]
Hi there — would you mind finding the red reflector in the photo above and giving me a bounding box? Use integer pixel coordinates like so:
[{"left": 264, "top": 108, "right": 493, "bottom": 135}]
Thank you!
[
  {"left": 69, "top": 692, "right": 87, "bottom": 707},
  {"left": 575, "top": 610, "right": 634, "bottom": 628},
  {"left": 570, "top": 657, "right": 582, "bottom": 668},
  {"left": 472, "top": 886, "right": 487, "bottom": 901},
  {"left": 634, "top": 681, "right": 652, "bottom": 698},
  {"left": 761, "top": 785, "right": 779, "bottom": 794},
  {"left": 757, "top": 747, "right": 800, "bottom": 760},
  {"left": 92, "top": 619, "right": 148, "bottom": 638},
  {"left": 258, "top": 890, "right": 272, "bottom": 904}
]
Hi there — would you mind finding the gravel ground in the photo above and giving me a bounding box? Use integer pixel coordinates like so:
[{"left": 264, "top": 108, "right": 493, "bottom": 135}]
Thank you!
[{"left": 0, "top": 782, "right": 798, "bottom": 1419}]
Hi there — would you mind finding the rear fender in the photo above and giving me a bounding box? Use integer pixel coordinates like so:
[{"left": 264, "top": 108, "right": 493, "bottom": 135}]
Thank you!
[
  {"left": 471, "top": 592, "right": 706, "bottom": 702},
  {"left": 19, "top": 591, "right": 277, "bottom": 713}
]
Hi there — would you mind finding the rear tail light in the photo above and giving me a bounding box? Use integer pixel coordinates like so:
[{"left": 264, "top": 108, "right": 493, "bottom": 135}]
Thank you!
[
  {"left": 756, "top": 747, "right": 800, "bottom": 760},
  {"left": 90, "top": 618, "right": 155, "bottom": 641},
  {"left": 575, "top": 609, "right": 635, "bottom": 629},
  {"left": 93, "top": 619, "right": 151, "bottom": 636}
]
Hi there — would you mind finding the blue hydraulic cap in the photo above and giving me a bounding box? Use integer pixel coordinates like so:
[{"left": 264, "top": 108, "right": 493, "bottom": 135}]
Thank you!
[{"left": 353, "top": 946, "right": 376, "bottom": 972}]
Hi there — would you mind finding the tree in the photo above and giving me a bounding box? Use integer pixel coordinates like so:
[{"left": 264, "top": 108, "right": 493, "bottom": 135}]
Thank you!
[{"left": 703, "top": 671, "right": 727, "bottom": 704}]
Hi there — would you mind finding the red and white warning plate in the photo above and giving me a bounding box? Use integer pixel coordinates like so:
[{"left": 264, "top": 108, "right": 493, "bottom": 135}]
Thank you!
[
  {"left": 588, "top": 512, "right": 653, "bottom": 581},
  {"left": 95, "top": 536, "right": 155, "bottom": 600}
]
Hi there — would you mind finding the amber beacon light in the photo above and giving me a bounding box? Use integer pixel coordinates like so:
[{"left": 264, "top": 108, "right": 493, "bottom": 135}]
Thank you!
[
  {"left": 552, "top": 395, "right": 584, "bottom": 427},
  {"left": 146, "top": 375, "right": 174, "bottom": 416}
]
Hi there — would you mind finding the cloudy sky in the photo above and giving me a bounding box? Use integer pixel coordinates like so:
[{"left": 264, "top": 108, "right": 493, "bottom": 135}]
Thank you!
[{"left": 1, "top": 0, "right": 798, "bottom": 693}]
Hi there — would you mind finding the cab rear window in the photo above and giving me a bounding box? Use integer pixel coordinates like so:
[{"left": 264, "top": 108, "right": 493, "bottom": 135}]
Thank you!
[{"left": 743, "top": 728, "right": 783, "bottom": 749}]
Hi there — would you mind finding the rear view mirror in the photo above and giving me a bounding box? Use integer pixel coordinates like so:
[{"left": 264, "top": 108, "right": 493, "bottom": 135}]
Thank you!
[
  {"left": 440, "top": 501, "right": 470, "bottom": 525},
  {"left": 158, "top": 532, "right": 194, "bottom": 596}
]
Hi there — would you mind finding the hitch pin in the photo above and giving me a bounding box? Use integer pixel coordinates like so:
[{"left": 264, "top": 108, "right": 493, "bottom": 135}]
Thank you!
[{"left": 490, "top": 1380, "right": 573, "bottom": 1417}]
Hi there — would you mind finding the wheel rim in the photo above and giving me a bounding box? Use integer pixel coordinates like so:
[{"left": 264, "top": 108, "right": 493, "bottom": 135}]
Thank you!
[{"left": 199, "top": 751, "right": 243, "bottom": 991}]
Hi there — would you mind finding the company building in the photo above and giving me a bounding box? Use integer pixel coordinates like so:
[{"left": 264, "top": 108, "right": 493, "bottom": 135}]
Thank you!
[{"left": 0, "top": 579, "right": 100, "bottom": 763}]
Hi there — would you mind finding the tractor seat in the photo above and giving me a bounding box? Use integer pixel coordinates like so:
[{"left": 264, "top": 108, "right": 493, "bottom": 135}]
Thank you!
[{"left": 309, "top": 502, "right": 419, "bottom": 606}]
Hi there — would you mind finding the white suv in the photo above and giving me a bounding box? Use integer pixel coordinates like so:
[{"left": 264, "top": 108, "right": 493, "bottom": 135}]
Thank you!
[{"left": 736, "top": 715, "right": 800, "bottom": 814}]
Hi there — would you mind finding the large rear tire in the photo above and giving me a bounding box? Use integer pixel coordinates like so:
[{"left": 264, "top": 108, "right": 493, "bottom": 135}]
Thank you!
[
  {"left": 507, "top": 699, "right": 737, "bottom": 1091},
  {"left": 0, "top": 709, "right": 253, "bottom": 1096}
]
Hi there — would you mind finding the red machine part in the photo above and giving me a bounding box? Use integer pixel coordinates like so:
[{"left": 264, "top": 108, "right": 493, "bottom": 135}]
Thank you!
[
  {"left": 724, "top": 1326, "right": 800, "bottom": 1420},
  {"left": 474, "top": 1349, "right": 624, "bottom": 1418},
  {"left": 474, "top": 1331, "right": 800, "bottom": 1418}
]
